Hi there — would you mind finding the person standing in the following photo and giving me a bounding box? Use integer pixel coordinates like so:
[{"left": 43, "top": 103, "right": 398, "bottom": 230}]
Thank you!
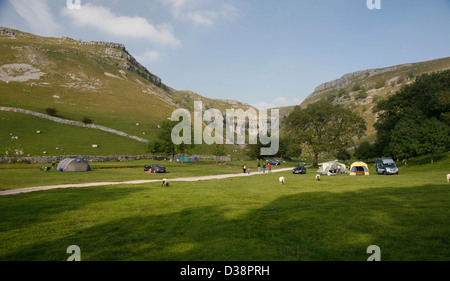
[
  {"left": 262, "top": 163, "right": 266, "bottom": 173},
  {"left": 243, "top": 164, "right": 247, "bottom": 173},
  {"left": 268, "top": 164, "right": 272, "bottom": 173},
  {"left": 257, "top": 162, "right": 261, "bottom": 173}
]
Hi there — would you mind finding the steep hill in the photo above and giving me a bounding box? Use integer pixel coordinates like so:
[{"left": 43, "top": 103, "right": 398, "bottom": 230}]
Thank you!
[
  {"left": 0, "top": 27, "right": 252, "bottom": 157},
  {"left": 281, "top": 56, "right": 450, "bottom": 143}
]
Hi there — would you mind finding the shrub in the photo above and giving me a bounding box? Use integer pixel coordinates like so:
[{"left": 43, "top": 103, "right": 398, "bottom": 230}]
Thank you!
[
  {"left": 375, "top": 80, "right": 385, "bottom": 89},
  {"left": 352, "top": 84, "right": 362, "bottom": 92},
  {"left": 45, "top": 107, "right": 57, "bottom": 116},
  {"left": 356, "top": 91, "right": 368, "bottom": 100},
  {"left": 82, "top": 117, "right": 93, "bottom": 124}
]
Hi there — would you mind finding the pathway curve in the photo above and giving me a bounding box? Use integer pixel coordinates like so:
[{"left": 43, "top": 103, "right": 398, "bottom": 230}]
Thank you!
[{"left": 0, "top": 167, "right": 294, "bottom": 196}]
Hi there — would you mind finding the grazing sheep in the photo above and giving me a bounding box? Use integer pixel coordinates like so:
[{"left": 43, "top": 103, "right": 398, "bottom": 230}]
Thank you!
[
  {"left": 279, "top": 176, "right": 285, "bottom": 184},
  {"left": 315, "top": 174, "right": 321, "bottom": 181},
  {"left": 447, "top": 174, "right": 450, "bottom": 183},
  {"left": 161, "top": 178, "right": 169, "bottom": 187}
]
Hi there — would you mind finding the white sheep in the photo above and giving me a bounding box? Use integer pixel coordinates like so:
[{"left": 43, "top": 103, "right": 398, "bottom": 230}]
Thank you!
[
  {"left": 161, "top": 178, "right": 169, "bottom": 187},
  {"left": 315, "top": 174, "right": 321, "bottom": 181},
  {"left": 279, "top": 176, "right": 285, "bottom": 184}
]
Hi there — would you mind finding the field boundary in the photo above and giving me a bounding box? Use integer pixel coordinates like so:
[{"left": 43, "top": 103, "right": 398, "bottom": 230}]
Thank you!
[{"left": 0, "top": 106, "right": 149, "bottom": 143}]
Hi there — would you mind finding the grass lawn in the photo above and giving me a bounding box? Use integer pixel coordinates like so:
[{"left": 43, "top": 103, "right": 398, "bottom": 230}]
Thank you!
[
  {"left": 0, "top": 159, "right": 294, "bottom": 190},
  {"left": 0, "top": 154, "right": 448, "bottom": 261}
]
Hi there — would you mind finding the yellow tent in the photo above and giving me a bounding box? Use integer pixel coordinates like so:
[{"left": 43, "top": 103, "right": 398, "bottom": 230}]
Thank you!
[{"left": 349, "top": 162, "right": 369, "bottom": 176}]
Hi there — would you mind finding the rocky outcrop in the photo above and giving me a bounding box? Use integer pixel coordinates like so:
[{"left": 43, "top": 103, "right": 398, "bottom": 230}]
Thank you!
[
  {"left": 0, "top": 27, "right": 16, "bottom": 37},
  {"left": 308, "top": 64, "right": 412, "bottom": 100},
  {"left": 82, "top": 40, "right": 162, "bottom": 87}
]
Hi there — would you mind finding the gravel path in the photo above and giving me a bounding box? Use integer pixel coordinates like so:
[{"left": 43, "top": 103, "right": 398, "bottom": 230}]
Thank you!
[{"left": 0, "top": 167, "right": 294, "bottom": 196}]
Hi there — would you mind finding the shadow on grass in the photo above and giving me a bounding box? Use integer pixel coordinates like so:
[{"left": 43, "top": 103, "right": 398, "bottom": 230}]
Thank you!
[
  {"left": 1, "top": 184, "right": 449, "bottom": 261},
  {"left": 0, "top": 186, "right": 146, "bottom": 232}
]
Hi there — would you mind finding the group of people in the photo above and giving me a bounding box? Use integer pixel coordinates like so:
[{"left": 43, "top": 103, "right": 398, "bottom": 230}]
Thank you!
[{"left": 242, "top": 162, "right": 272, "bottom": 174}]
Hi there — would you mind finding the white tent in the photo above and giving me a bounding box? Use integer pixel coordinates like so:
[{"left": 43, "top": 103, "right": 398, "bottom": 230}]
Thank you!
[{"left": 316, "top": 161, "right": 347, "bottom": 175}]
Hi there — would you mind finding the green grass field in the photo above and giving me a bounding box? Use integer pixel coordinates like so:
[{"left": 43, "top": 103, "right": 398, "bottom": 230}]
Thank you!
[{"left": 0, "top": 154, "right": 449, "bottom": 261}]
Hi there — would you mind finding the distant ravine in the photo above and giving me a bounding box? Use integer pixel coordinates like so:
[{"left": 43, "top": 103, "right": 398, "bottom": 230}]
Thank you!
[{"left": 0, "top": 106, "right": 149, "bottom": 143}]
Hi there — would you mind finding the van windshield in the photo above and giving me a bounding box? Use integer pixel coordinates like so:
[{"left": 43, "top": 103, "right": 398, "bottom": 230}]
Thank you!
[{"left": 384, "top": 163, "right": 396, "bottom": 167}]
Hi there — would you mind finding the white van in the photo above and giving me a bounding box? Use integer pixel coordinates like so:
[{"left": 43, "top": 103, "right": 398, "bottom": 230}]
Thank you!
[{"left": 375, "top": 158, "right": 399, "bottom": 175}]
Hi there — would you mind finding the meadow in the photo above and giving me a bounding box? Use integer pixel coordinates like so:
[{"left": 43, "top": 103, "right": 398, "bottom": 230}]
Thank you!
[{"left": 0, "top": 154, "right": 448, "bottom": 261}]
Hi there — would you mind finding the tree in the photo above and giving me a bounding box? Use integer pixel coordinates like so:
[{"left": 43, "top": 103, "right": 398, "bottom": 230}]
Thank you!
[
  {"left": 45, "top": 107, "right": 58, "bottom": 116},
  {"left": 155, "top": 120, "right": 193, "bottom": 161},
  {"left": 387, "top": 119, "right": 421, "bottom": 165},
  {"left": 82, "top": 117, "right": 93, "bottom": 124},
  {"left": 243, "top": 137, "right": 302, "bottom": 160},
  {"left": 284, "top": 100, "right": 366, "bottom": 167},
  {"left": 418, "top": 118, "right": 449, "bottom": 163},
  {"left": 374, "top": 70, "right": 450, "bottom": 156},
  {"left": 147, "top": 140, "right": 163, "bottom": 156},
  {"left": 354, "top": 141, "right": 377, "bottom": 162},
  {"left": 335, "top": 149, "right": 351, "bottom": 162}
]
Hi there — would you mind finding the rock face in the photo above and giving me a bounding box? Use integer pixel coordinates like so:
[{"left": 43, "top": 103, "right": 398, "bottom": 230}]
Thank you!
[
  {"left": 309, "top": 64, "right": 411, "bottom": 100},
  {"left": 0, "top": 63, "right": 45, "bottom": 82},
  {"left": 85, "top": 40, "right": 162, "bottom": 87},
  {"left": 1, "top": 27, "right": 162, "bottom": 87}
]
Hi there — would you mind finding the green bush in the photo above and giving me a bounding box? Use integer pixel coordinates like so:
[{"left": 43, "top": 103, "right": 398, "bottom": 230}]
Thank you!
[
  {"left": 356, "top": 91, "right": 368, "bottom": 100},
  {"left": 82, "top": 117, "right": 93, "bottom": 124},
  {"left": 45, "top": 107, "right": 57, "bottom": 116},
  {"left": 351, "top": 84, "right": 362, "bottom": 92}
]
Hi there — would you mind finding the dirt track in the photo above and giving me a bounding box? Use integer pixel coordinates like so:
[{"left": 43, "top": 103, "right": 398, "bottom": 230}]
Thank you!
[{"left": 0, "top": 167, "right": 293, "bottom": 196}]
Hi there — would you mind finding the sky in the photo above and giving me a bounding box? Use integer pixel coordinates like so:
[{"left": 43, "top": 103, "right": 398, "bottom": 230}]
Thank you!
[{"left": 0, "top": 0, "right": 449, "bottom": 109}]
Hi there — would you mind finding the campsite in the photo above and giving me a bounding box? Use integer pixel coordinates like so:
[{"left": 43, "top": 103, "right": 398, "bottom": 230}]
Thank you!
[
  {"left": 0, "top": 153, "right": 449, "bottom": 261},
  {"left": 0, "top": 2, "right": 449, "bottom": 264}
]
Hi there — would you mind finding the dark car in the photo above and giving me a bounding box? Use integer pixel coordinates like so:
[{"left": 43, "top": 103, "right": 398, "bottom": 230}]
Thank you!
[
  {"left": 293, "top": 164, "right": 307, "bottom": 174},
  {"left": 149, "top": 164, "right": 166, "bottom": 173},
  {"left": 268, "top": 160, "right": 280, "bottom": 165}
]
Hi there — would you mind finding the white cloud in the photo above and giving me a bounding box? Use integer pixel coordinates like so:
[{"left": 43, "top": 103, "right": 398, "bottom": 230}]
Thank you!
[
  {"left": 252, "top": 97, "right": 303, "bottom": 110},
  {"left": 162, "top": 0, "right": 237, "bottom": 26},
  {"left": 61, "top": 3, "right": 180, "bottom": 47},
  {"left": 9, "top": 0, "right": 60, "bottom": 36},
  {"left": 135, "top": 49, "right": 161, "bottom": 63}
]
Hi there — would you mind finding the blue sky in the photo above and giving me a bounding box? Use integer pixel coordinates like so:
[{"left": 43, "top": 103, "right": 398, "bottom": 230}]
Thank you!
[{"left": 1, "top": 0, "right": 449, "bottom": 109}]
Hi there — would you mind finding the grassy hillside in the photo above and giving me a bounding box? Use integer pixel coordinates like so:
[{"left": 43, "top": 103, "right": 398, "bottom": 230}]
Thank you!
[
  {"left": 0, "top": 27, "right": 251, "bottom": 157},
  {"left": 279, "top": 57, "right": 450, "bottom": 143}
]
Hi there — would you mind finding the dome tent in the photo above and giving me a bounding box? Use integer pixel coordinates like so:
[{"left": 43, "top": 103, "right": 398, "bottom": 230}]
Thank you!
[
  {"left": 349, "top": 161, "right": 369, "bottom": 176},
  {"left": 57, "top": 158, "right": 91, "bottom": 172},
  {"left": 177, "top": 156, "right": 190, "bottom": 162}
]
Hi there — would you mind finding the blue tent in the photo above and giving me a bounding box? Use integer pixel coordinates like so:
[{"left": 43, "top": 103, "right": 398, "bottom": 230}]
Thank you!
[
  {"left": 177, "top": 156, "right": 190, "bottom": 162},
  {"left": 192, "top": 157, "right": 199, "bottom": 161}
]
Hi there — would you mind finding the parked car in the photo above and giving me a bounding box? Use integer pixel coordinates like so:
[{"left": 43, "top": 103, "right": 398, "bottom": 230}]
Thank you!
[
  {"left": 375, "top": 158, "right": 398, "bottom": 175},
  {"left": 293, "top": 164, "right": 307, "bottom": 174},
  {"left": 149, "top": 164, "right": 166, "bottom": 173},
  {"left": 268, "top": 160, "right": 280, "bottom": 165}
]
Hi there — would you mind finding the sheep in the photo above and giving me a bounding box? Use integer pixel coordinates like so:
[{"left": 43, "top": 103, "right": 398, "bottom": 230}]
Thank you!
[
  {"left": 447, "top": 174, "right": 450, "bottom": 183},
  {"left": 161, "top": 178, "right": 169, "bottom": 187},
  {"left": 279, "top": 176, "right": 285, "bottom": 185},
  {"left": 315, "top": 174, "right": 321, "bottom": 181}
]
